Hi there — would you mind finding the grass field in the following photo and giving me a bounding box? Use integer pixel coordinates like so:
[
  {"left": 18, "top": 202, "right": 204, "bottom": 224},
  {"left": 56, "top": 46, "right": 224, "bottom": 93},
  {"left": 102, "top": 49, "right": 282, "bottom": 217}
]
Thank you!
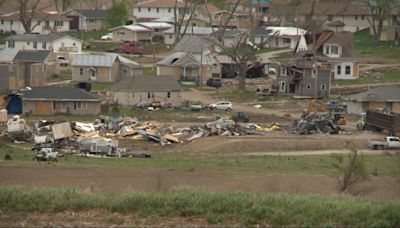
[
  {"left": 47, "top": 70, "right": 72, "bottom": 82},
  {"left": 334, "top": 71, "right": 400, "bottom": 86},
  {"left": 1, "top": 187, "right": 399, "bottom": 226},
  {"left": 91, "top": 82, "right": 112, "bottom": 91},
  {"left": 217, "top": 90, "right": 259, "bottom": 102},
  {"left": 355, "top": 29, "right": 400, "bottom": 60}
]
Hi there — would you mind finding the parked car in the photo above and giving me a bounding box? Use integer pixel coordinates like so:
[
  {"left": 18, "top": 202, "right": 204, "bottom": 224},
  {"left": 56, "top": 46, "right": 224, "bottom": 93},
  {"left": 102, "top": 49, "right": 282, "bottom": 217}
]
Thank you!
[
  {"left": 120, "top": 41, "right": 146, "bottom": 55},
  {"left": 56, "top": 55, "right": 69, "bottom": 66},
  {"left": 206, "top": 78, "right": 222, "bottom": 88},
  {"left": 190, "top": 103, "right": 203, "bottom": 111},
  {"left": 35, "top": 148, "right": 58, "bottom": 161},
  {"left": 369, "top": 136, "right": 400, "bottom": 150},
  {"left": 100, "top": 33, "right": 113, "bottom": 40},
  {"left": 209, "top": 101, "right": 233, "bottom": 111},
  {"left": 327, "top": 100, "right": 347, "bottom": 113}
]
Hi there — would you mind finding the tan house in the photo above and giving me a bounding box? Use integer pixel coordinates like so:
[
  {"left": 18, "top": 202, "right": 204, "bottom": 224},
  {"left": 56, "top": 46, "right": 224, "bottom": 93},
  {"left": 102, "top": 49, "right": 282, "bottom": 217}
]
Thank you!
[
  {"left": 21, "top": 86, "right": 103, "bottom": 115},
  {"left": 109, "top": 24, "right": 153, "bottom": 42},
  {"left": 110, "top": 75, "right": 182, "bottom": 107},
  {"left": 71, "top": 54, "right": 143, "bottom": 83},
  {"left": 346, "top": 86, "right": 400, "bottom": 115}
]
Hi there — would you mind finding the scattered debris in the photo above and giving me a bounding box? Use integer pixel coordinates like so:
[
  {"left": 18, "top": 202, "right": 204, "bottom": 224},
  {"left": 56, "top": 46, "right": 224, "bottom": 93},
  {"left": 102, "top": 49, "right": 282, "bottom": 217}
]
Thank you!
[
  {"left": 7, "top": 115, "right": 32, "bottom": 141},
  {"left": 292, "top": 113, "right": 342, "bottom": 135},
  {"left": 34, "top": 148, "right": 58, "bottom": 161}
]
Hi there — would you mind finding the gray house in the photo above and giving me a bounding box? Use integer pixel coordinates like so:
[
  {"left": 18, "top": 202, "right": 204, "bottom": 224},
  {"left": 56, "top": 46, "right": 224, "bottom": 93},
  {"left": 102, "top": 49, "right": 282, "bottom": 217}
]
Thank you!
[
  {"left": 110, "top": 75, "right": 182, "bottom": 107},
  {"left": 22, "top": 86, "right": 103, "bottom": 115},
  {"left": 345, "top": 86, "right": 400, "bottom": 115},
  {"left": 63, "top": 9, "right": 108, "bottom": 31},
  {"left": 71, "top": 54, "right": 143, "bottom": 83},
  {"left": 277, "top": 57, "right": 332, "bottom": 98}
]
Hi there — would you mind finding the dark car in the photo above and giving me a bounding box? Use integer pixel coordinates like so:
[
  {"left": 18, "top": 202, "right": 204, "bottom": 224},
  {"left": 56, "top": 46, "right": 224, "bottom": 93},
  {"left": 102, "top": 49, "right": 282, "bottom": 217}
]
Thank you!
[
  {"left": 120, "top": 41, "right": 146, "bottom": 55},
  {"left": 327, "top": 100, "right": 347, "bottom": 113},
  {"left": 206, "top": 78, "right": 222, "bottom": 88}
]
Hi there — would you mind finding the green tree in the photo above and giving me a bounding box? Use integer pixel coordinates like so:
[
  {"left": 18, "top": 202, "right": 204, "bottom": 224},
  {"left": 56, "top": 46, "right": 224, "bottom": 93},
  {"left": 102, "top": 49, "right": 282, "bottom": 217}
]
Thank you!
[{"left": 106, "top": 1, "right": 128, "bottom": 28}]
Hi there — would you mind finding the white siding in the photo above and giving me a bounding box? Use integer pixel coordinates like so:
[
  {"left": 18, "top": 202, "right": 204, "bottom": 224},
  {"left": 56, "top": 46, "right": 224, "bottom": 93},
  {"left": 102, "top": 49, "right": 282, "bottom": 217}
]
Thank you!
[
  {"left": 0, "top": 19, "right": 70, "bottom": 34},
  {"left": 7, "top": 37, "right": 81, "bottom": 53}
]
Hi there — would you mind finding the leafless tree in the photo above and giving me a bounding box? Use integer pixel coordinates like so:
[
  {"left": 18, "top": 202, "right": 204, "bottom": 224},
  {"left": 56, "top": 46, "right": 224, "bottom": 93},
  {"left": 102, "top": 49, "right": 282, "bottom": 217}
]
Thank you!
[
  {"left": 17, "top": 0, "right": 52, "bottom": 33},
  {"left": 54, "top": 0, "right": 77, "bottom": 12},
  {"left": 360, "top": 0, "right": 400, "bottom": 42},
  {"left": 173, "top": 0, "right": 202, "bottom": 44}
]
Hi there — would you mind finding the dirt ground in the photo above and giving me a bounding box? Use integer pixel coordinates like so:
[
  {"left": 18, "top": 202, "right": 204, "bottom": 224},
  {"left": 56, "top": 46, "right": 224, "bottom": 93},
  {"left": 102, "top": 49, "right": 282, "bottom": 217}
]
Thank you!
[{"left": 0, "top": 165, "right": 399, "bottom": 203}]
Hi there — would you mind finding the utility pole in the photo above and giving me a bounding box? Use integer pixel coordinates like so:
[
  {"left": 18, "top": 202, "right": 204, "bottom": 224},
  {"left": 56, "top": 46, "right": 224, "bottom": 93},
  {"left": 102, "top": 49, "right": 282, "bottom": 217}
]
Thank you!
[{"left": 199, "top": 42, "right": 203, "bottom": 87}]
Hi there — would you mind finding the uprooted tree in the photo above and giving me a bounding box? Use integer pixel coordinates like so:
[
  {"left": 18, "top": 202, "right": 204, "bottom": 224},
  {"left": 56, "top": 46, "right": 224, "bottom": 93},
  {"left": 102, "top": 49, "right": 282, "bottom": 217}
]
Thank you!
[{"left": 331, "top": 144, "right": 369, "bottom": 192}]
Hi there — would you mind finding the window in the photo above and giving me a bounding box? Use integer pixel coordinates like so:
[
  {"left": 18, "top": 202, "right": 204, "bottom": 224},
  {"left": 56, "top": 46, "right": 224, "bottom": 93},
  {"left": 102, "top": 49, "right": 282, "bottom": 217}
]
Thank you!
[
  {"left": 168, "top": 8, "right": 171, "bottom": 13},
  {"left": 88, "top": 19, "right": 96, "bottom": 23},
  {"left": 331, "top": 45, "right": 339, "bottom": 55},
  {"left": 345, "top": 65, "right": 351, "bottom": 75},
  {"left": 123, "top": 68, "right": 128, "bottom": 73},
  {"left": 328, "top": 15, "right": 333, "bottom": 21},
  {"left": 337, "top": 65, "right": 342, "bottom": 75},
  {"left": 307, "top": 84, "right": 311, "bottom": 89},
  {"left": 154, "top": 28, "right": 159, "bottom": 32},
  {"left": 355, "top": 15, "right": 358, "bottom": 20},
  {"left": 280, "top": 67, "right": 287, "bottom": 76},
  {"left": 1, "top": 20, "right": 3, "bottom": 25},
  {"left": 148, "top": 92, "right": 151, "bottom": 98},
  {"left": 169, "top": 34, "right": 172, "bottom": 39},
  {"left": 325, "top": 45, "right": 330, "bottom": 54},
  {"left": 53, "top": 101, "right": 56, "bottom": 110},
  {"left": 156, "top": 8, "right": 159, "bottom": 13},
  {"left": 118, "top": 31, "right": 125, "bottom": 35},
  {"left": 27, "top": 42, "right": 30, "bottom": 45},
  {"left": 10, "top": 20, "right": 13, "bottom": 25},
  {"left": 148, "top": 7, "right": 151, "bottom": 12},
  {"left": 42, "top": 42, "right": 46, "bottom": 49},
  {"left": 55, "top": 21, "right": 64, "bottom": 27},
  {"left": 167, "top": 92, "right": 171, "bottom": 98},
  {"left": 91, "top": 70, "right": 96, "bottom": 77},
  {"left": 74, "top": 101, "right": 87, "bottom": 110},
  {"left": 73, "top": 42, "right": 76, "bottom": 46},
  {"left": 79, "top": 68, "right": 83, "bottom": 76},
  {"left": 138, "top": 7, "right": 141, "bottom": 12},
  {"left": 132, "top": 92, "right": 135, "bottom": 97},
  {"left": 321, "top": 84, "right": 327, "bottom": 91},
  {"left": 8, "top": 40, "right": 15, "bottom": 48},
  {"left": 8, "top": 65, "right": 15, "bottom": 72},
  {"left": 33, "top": 41, "right": 37, "bottom": 49}
]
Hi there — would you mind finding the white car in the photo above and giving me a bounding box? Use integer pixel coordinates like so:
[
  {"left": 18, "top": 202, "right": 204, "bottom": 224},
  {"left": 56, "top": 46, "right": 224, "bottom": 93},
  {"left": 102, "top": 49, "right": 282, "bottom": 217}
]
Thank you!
[
  {"left": 56, "top": 56, "right": 69, "bottom": 66},
  {"left": 100, "top": 33, "right": 113, "bottom": 40},
  {"left": 209, "top": 101, "right": 233, "bottom": 111}
]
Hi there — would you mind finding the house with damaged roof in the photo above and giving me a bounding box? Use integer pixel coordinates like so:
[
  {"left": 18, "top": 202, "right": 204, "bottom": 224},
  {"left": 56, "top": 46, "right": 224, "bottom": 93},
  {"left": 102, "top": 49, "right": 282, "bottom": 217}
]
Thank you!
[
  {"left": 62, "top": 9, "right": 108, "bottom": 31},
  {"left": 71, "top": 54, "right": 143, "bottom": 83},
  {"left": 21, "top": 86, "right": 102, "bottom": 115},
  {"left": 109, "top": 75, "right": 182, "bottom": 107}
]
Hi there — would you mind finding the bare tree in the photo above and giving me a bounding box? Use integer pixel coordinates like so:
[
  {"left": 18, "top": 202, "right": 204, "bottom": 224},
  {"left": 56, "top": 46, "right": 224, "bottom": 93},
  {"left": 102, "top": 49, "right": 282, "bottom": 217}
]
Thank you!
[
  {"left": 54, "top": 0, "right": 76, "bottom": 12},
  {"left": 360, "top": 0, "right": 400, "bottom": 42},
  {"left": 17, "top": 0, "right": 52, "bottom": 33},
  {"left": 331, "top": 145, "right": 369, "bottom": 192},
  {"left": 173, "top": 0, "right": 201, "bottom": 44}
]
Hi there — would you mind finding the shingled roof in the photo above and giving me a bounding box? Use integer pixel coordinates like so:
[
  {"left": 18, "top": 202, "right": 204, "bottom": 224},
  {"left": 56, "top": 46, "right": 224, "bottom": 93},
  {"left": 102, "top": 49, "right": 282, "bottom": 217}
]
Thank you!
[
  {"left": 347, "top": 87, "right": 400, "bottom": 102},
  {"left": 22, "top": 86, "right": 102, "bottom": 101},
  {"left": 14, "top": 50, "right": 52, "bottom": 62},
  {"left": 6, "top": 33, "right": 80, "bottom": 42},
  {"left": 111, "top": 75, "right": 181, "bottom": 92},
  {"left": 75, "top": 9, "right": 108, "bottom": 19}
]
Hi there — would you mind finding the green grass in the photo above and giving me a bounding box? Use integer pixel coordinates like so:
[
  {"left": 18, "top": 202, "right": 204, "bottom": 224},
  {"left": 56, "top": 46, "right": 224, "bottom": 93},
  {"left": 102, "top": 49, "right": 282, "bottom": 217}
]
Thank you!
[
  {"left": 1, "top": 140, "right": 399, "bottom": 177},
  {"left": 218, "top": 90, "right": 259, "bottom": 102},
  {"left": 64, "top": 30, "right": 109, "bottom": 41},
  {"left": 91, "top": 82, "right": 112, "bottom": 91},
  {"left": 1, "top": 187, "right": 399, "bottom": 226},
  {"left": 209, "top": 0, "right": 226, "bottom": 9},
  {"left": 84, "top": 41, "right": 121, "bottom": 52},
  {"left": 47, "top": 70, "right": 72, "bottom": 82},
  {"left": 334, "top": 71, "right": 400, "bottom": 86},
  {"left": 355, "top": 28, "right": 400, "bottom": 60},
  {"left": 271, "top": 51, "right": 294, "bottom": 62},
  {"left": 0, "top": 32, "right": 9, "bottom": 44}
]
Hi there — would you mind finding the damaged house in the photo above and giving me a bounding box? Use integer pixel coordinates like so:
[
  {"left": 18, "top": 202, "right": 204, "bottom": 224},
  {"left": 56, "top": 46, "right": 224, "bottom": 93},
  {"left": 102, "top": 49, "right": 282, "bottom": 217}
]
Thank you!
[
  {"left": 71, "top": 54, "right": 143, "bottom": 83},
  {"left": 109, "top": 75, "right": 182, "bottom": 107},
  {"left": 21, "top": 86, "right": 103, "bottom": 115},
  {"left": 277, "top": 57, "right": 331, "bottom": 98},
  {"left": 156, "top": 35, "right": 217, "bottom": 85}
]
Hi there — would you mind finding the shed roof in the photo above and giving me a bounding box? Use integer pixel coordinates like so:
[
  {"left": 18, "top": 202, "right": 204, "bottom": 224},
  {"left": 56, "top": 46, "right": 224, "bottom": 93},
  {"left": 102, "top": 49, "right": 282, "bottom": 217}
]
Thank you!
[
  {"left": 0, "top": 48, "right": 18, "bottom": 62},
  {"left": 111, "top": 75, "right": 182, "bottom": 92},
  {"left": 347, "top": 87, "right": 400, "bottom": 102},
  {"left": 173, "top": 35, "right": 219, "bottom": 53},
  {"left": 14, "top": 50, "right": 52, "bottom": 62},
  {"left": 72, "top": 54, "right": 141, "bottom": 68},
  {"left": 21, "top": 86, "right": 102, "bottom": 101}
]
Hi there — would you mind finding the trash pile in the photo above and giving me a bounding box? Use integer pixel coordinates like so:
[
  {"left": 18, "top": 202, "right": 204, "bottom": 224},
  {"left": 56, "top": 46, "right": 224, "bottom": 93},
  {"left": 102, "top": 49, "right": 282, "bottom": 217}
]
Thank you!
[{"left": 292, "top": 113, "right": 342, "bottom": 135}]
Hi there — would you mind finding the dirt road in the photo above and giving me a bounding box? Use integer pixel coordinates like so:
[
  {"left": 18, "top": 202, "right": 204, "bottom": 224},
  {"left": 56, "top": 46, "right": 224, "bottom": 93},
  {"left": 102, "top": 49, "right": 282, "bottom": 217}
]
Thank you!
[{"left": 0, "top": 165, "right": 398, "bottom": 202}]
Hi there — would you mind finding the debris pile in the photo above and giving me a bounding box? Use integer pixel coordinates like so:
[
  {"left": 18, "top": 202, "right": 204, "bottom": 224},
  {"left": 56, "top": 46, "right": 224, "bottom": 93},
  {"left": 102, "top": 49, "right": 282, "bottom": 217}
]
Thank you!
[{"left": 293, "top": 113, "right": 342, "bottom": 135}]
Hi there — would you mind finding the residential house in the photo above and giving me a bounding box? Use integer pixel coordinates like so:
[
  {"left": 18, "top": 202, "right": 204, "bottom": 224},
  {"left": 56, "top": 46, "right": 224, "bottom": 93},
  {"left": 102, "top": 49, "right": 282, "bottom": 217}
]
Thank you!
[
  {"left": 0, "top": 11, "right": 71, "bottom": 34},
  {"left": 137, "top": 22, "right": 174, "bottom": 37},
  {"left": 63, "top": 9, "right": 108, "bottom": 31},
  {"left": 214, "top": 29, "right": 247, "bottom": 48},
  {"left": 312, "top": 31, "right": 359, "bottom": 80},
  {"left": 157, "top": 35, "right": 217, "bottom": 84},
  {"left": 226, "top": 0, "right": 270, "bottom": 14},
  {"left": 163, "top": 26, "right": 216, "bottom": 45},
  {"left": 5, "top": 33, "right": 82, "bottom": 56},
  {"left": 0, "top": 49, "right": 21, "bottom": 92},
  {"left": 212, "top": 10, "right": 252, "bottom": 29},
  {"left": 369, "top": 9, "right": 400, "bottom": 41},
  {"left": 263, "top": 26, "right": 307, "bottom": 49},
  {"left": 21, "top": 86, "right": 102, "bottom": 115},
  {"left": 110, "top": 75, "right": 182, "bottom": 106},
  {"left": 132, "top": 0, "right": 190, "bottom": 22},
  {"left": 345, "top": 86, "right": 400, "bottom": 115},
  {"left": 277, "top": 57, "right": 331, "bottom": 98},
  {"left": 71, "top": 54, "right": 143, "bottom": 83},
  {"left": 109, "top": 24, "right": 153, "bottom": 42},
  {"left": 296, "top": 3, "right": 371, "bottom": 33}
]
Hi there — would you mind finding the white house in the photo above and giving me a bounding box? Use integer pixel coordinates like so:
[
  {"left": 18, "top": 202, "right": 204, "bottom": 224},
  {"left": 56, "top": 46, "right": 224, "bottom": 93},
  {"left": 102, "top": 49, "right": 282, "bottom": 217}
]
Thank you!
[
  {"left": 5, "top": 33, "right": 82, "bottom": 54},
  {"left": 109, "top": 24, "right": 153, "bottom": 42},
  {"left": 163, "top": 26, "right": 216, "bottom": 45},
  {"left": 254, "top": 27, "right": 307, "bottom": 50},
  {"left": 132, "top": 0, "right": 190, "bottom": 22},
  {"left": 0, "top": 12, "right": 71, "bottom": 34}
]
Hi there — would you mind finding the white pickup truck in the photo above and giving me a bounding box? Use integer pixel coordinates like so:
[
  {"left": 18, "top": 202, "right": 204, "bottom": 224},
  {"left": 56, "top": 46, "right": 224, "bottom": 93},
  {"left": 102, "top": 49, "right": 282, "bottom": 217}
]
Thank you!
[{"left": 368, "top": 136, "right": 400, "bottom": 150}]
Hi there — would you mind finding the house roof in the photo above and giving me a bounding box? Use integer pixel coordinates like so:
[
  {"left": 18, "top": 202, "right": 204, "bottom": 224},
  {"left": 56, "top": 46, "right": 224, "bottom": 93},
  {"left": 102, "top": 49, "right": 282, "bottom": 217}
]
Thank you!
[
  {"left": 265, "top": 26, "right": 307, "bottom": 37},
  {"left": 347, "top": 87, "right": 400, "bottom": 102},
  {"left": 109, "top": 24, "right": 152, "bottom": 32},
  {"left": 151, "top": 17, "right": 175, "bottom": 23},
  {"left": 254, "top": 27, "right": 272, "bottom": 37},
  {"left": 217, "top": 29, "right": 247, "bottom": 37},
  {"left": 5, "top": 33, "right": 81, "bottom": 43},
  {"left": 0, "top": 48, "right": 18, "bottom": 62},
  {"left": 0, "top": 11, "right": 71, "bottom": 21},
  {"left": 138, "top": 22, "right": 174, "bottom": 29},
  {"left": 164, "top": 26, "right": 216, "bottom": 35},
  {"left": 74, "top": 9, "right": 108, "bottom": 19},
  {"left": 317, "top": 31, "right": 356, "bottom": 58},
  {"left": 136, "top": 0, "right": 186, "bottom": 8},
  {"left": 13, "top": 50, "right": 52, "bottom": 62},
  {"left": 281, "top": 57, "right": 331, "bottom": 69},
  {"left": 110, "top": 75, "right": 182, "bottom": 92},
  {"left": 156, "top": 52, "right": 199, "bottom": 67},
  {"left": 297, "top": 3, "right": 370, "bottom": 16},
  {"left": 21, "top": 86, "right": 102, "bottom": 101},
  {"left": 173, "top": 35, "right": 219, "bottom": 53},
  {"left": 72, "top": 54, "right": 140, "bottom": 68}
]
